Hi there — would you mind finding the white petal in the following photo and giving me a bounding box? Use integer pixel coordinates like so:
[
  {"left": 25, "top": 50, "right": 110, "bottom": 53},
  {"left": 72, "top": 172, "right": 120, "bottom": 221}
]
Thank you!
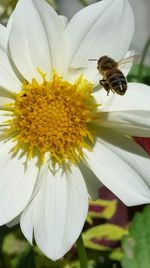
[
  {"left": 85, "top": 132, "right": 150, "bottom": 206},
  {"left": 59, "top": 15, "right": 68, "bottom": 29},
  {"left": 0, "top": 109, "right": 12, "bottom": 135},
  {"left": 7, "top": 215, "right": 20, "bottom": 227},
  {"left": 9, "top": 0, "right": 66, "bottom": 82},
  {"left": 0, "top": 110, "right": 13, "bottom": 133},
  {"left": 66, "top": 0, "right": 134, "bottom": 69},
  {"left": 0, "top": 24, "right": 9, "bottom": 52},
  {"left": 93, "top": 82, "right": 150, "bottom": 111},
  {"left": 21, "top": 165, "right": 88, "bottom": 260},
  {"left": 79, "top": 161, "right": 102, "bottom": 200},
  {"left": 65, "top": 65, "right": 100, "bottom": 85},
  {"left": 0, "top": 11, "right": 16, "bottom": 52},
  {"left": 0, "top": 141, "right": 39, "bottom": 225},
  {"left": 93, "top": 87, "right": 110, "bottom": 106},
  {"left": 0, "top": 96, "right": 14, "bottom": 107},
  {"left": 20, "top": 201, "right": 34, "bottom": 245},
  {"left": 0, "top": 47, "right": 21, "bottom": 94},
  {"left": 20, "top": 164, "right": 47, "bottom": 245},
  {"left": 120, "top": 50, "right": 135, "bottom": 76},
  {"left": 94, "top": 110, "right": 150, "bottom": 137},
  {"left": 0, "top": 12, "right": 17, "bottom": 52}
]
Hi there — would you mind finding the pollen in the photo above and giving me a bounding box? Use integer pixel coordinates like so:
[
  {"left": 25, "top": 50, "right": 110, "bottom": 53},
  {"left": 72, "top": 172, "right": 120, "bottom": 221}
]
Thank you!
[{"left": 6, "top": 72, "right": 96, "bottom": 165}]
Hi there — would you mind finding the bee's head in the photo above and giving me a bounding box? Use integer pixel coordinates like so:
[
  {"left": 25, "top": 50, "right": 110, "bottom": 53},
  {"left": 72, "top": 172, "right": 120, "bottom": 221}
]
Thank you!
[{"left": 97, "top": 56, "right": 117, "bottom": 74}]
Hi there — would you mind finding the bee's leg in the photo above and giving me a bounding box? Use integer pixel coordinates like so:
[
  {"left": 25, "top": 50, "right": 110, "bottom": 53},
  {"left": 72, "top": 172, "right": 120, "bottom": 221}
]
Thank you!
[{"left": 100, "top": 79, "right": 110, "bottom": 96}]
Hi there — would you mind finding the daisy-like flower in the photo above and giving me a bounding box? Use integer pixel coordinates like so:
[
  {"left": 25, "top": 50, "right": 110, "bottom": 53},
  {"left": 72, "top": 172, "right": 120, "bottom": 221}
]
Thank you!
[{"left": 0, "top": 0, "right": 150, "bottom": 260}]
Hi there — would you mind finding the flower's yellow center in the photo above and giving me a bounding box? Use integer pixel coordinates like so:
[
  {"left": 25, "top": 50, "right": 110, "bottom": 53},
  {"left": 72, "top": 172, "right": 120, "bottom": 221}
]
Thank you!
[{"left": 6, "top": 72, "right": 97, "bottom": 165}]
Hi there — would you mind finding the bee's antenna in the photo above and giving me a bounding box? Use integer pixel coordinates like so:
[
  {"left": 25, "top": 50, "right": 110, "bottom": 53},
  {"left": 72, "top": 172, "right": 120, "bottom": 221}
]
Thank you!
[{"left": 88, "top": 59, "right": 98, "bottom": 61}]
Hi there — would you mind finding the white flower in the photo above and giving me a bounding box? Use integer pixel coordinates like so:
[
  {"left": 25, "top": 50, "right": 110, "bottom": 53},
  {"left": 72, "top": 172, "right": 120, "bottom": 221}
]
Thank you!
[{"left": 0, "top": 0, "right": 150, "bottom": 261}]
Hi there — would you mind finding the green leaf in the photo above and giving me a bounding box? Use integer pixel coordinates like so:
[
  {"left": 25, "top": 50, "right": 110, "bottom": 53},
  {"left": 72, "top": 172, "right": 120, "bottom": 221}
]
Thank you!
[
  {"left": 127, "top": 63, "right": 150, "bottom": 84},
  {"left": 121, "top": 205, "right": 150, "bottom": 268},
  {"left": 83, "top": 224, "right": 128, "bottom": 251},
  {"left": 12, "top": 247, "right": 36, "bottom": 268},
  {"left": 3, "top": 233, "right": 28, "bottom": 256}
]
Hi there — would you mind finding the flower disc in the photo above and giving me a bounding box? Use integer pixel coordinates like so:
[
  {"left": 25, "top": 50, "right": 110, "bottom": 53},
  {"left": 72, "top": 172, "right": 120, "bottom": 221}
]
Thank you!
[{"left": 6, "top": 72, "right": 96, "bottom": 165}]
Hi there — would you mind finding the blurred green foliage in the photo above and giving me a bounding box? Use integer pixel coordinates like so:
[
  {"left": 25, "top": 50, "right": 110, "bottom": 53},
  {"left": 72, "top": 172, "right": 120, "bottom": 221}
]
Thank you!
[
  {"left": 121, "top": 206, "right": 150, "bottom": 268},
  {"left": 128, "top": 63, "right": 150, "bottom": 85},
  {"left": 0, "top": 0, "right": 17, "bottom": 23}
]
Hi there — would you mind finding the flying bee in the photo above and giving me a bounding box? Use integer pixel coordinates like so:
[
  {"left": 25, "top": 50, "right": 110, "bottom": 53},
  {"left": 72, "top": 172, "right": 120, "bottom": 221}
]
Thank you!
[{"left": 89, "top": 55, "right": 139, "bottom": 96}]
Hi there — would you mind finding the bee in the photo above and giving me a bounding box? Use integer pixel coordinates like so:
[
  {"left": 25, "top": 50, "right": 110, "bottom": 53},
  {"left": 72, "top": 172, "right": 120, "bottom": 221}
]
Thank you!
[{"left": 89, "top": 55, "right": 138, "bottom": 96}]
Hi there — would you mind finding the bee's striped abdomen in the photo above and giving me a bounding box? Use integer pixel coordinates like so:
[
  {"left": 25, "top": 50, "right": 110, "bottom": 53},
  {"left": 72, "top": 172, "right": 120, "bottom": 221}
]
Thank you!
[{"left": 107, "top": 69, "right": 127, "bottom": 95}]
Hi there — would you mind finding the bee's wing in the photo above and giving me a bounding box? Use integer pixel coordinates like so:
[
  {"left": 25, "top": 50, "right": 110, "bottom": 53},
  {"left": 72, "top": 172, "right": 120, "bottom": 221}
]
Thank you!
[
  {"left": 117, "top": 55, "right": 140, "bottom": 76},
  {"left": 118, "top": 55, "right": 140, "bottom": 67}
]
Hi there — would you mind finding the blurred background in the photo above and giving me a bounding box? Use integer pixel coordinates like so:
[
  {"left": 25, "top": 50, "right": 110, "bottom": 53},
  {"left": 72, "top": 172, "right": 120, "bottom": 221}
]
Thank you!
[{"left": 0, "top": 0, "right": 150, "bottom": 268}]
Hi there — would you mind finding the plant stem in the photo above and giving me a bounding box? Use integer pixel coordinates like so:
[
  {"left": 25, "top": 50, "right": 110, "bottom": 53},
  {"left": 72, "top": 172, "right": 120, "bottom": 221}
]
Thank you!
[
  {"left": 76, "top": 234, "right": 88, "bottom": 268},
  {"left": 138, "top": 37, "right": 150, "bottom": 80}
]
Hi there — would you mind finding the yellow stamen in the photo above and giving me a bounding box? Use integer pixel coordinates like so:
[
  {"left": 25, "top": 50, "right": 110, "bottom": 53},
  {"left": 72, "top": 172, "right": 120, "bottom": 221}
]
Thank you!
[{"left": 5, "top": 71, "right": 97, "bottom": 165}]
